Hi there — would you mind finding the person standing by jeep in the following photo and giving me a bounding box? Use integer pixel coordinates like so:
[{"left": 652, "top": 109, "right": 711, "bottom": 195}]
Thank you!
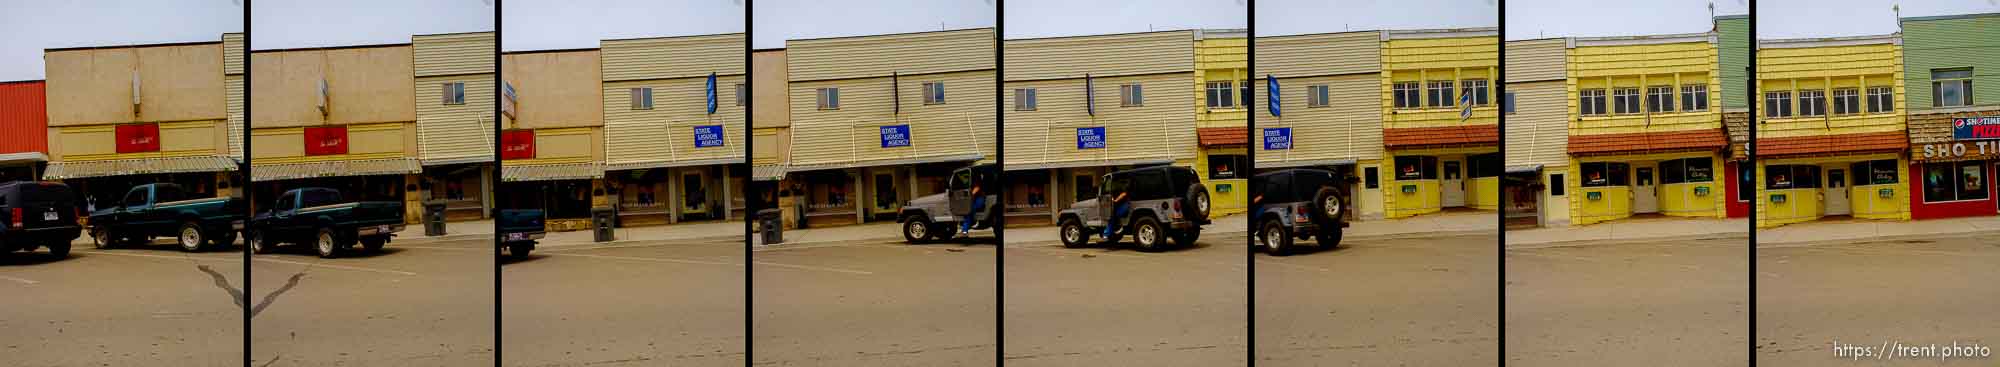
[
  {"left": 1101, "top": 177, "right": 1130, "bottom": 239},
  {"left": 959, "top": 181, "right": 984, "bottom": 236}
]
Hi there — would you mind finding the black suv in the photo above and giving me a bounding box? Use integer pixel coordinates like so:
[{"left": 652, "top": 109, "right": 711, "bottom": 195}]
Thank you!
[
  {"left": 0, "top": 181, "right": 83, "bottom": 257},
  {"left": 1057, "top": 165, "right": 1211, "bottom": 251},
  {"left": 1251, "top": 168, "right": 1350, "bottom": 255}
]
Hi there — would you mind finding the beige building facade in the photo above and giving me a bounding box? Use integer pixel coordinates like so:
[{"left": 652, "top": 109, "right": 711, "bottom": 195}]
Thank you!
[{"left": 43, "top": 37, "right": 243, "bottom": 209}]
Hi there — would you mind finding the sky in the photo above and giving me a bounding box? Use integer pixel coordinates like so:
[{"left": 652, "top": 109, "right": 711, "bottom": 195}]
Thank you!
[
  {"left": 1260, "top": 0, "right": 1494, "bottom": 37},
  {"left": 1005, "top": 0, "right": 1245, "bottom": 39},
  {"left": 1505, "top": 0, "right": 1746, "bottom": 40},
  {"left": 1758, "top": 0, "right": 1999, "bottom": 39},
  {"left": 505, "top": 0, "right": 742, "bottom": 52},
  {"left": 754, "top": 0, "right": 993, "bottom": 49},
  {"left": 0, "top": 0, "right": 242, "bottom": 81},
  {"left": 251, "top": 0, "right": 492, "bottom": 50}
]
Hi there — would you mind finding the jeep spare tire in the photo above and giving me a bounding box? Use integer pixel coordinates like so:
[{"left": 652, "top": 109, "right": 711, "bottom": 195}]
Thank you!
[
  {"left": 1183, "top": 183, "right": 1210, "bottom": 220},
  {"left": 1310, "top": 187, "right": 1342, "bottom": 223}
]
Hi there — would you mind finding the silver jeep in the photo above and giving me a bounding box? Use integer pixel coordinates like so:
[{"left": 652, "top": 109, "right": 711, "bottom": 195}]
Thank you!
[
  {"left": 899, "top": 163, "right": 999, "bottom": 243},
  {"left": 1056, "top": 165, "right": 1211, "bottom": 251}
]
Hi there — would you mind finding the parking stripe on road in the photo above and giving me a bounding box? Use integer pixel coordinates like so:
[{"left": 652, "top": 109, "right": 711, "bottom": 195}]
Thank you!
[
  {"left": 751, "top": 261, "right": 875, "bottom": 275},
  {"left": 0, "top": 274, "right": 38, "bottom": 284},
  {"left": 79, "top": 250, "right": 240, "bottom": 263},
  {"left": 251, "top": 258, "right": 419, "bottom": 276}
]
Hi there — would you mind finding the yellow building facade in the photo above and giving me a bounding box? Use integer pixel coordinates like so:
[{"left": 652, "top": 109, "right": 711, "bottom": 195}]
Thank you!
[
  {"left": 1379, "top": 29, "right": 1500, "bottom": 219},
  {"left": 1193, "top": 29, "right": 1248, "bottom": 218},
  {"left": 1563, "top": 33, "right": 1729, "bottom": 225},
  {"left": 1755, "top": 35, "right": 1909, "bottom": 227}
]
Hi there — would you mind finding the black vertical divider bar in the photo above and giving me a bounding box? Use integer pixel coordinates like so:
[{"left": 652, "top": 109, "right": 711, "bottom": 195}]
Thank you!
[
  {"left": 1245, "top": 0, "right": 1257, "bottom": 365},
  {"left": 1495, "top": 1, "right": 1507, "bottom": 364},
  {"left": 241, "top": 1, "right": 252, "bottom": 366},
  {"left": 993, "top": 1, "right": 1006, "bottom": 363},
  {"left": 1746, "top": 1, "right": 1757, "bottom": 364},
  {"left": 743, "top": 0, "right": 756, "bottom": 365},
  {"left": 491, "top": 2, "right": 505, "bottom": 366}
]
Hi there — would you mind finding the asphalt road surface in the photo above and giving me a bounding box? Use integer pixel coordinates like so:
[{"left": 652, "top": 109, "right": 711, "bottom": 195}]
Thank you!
[
  {"left": 0, "top": 238, "right": 245, "bottom": 366},
  {"left": 752, "top": 234, "right": 997, "bottom": 366},
  {"left": 1508, "top": 235, "right": 1748, "bottom": 366},
  {"left": 1758, "top": 234, "right": 2000, "bottom": 366},
  {"left": 1003, "top": 230, "right": 1247, "bottom": 367},
  {"left": 1256, "top": 233, "right": 1498, "bottom": 366},
  {"left": 502, "top": 235, "right": 746, "bottom": 367},
  {"left": 249, "top": 235, "right": 494, "bottom": 366}
]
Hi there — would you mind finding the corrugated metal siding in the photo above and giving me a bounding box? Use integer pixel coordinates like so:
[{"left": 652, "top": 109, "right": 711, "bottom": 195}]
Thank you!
[
  {"left": 1504, "top": 80, "right": 1566, "bottom": 167},
  {"left": 1716, "top": 18, "right": 1750, "bottom": 108},
  {"left": 226, "top": 75, "right": 243, "bottom": 159},
  {"left": 1003, "top": 73, "right": 1196, "bottom": 168},
  {"left": 1005, "top": 31, "right": 1194, "bottom": 81},
  {"left": 788, "top": 29, "right": 993, "bottom": 82},
  {"left": 603, "top": 75, "right": 747, "bottom": 166},
  {"left": 416, "top": 75, "right": 494, "bottom": 163},
  {"left": 0, "top": 81, "right": 48, "bottom": 154},
  {"left": 1255, "top": 32, "right": 1379, "bottom": 77},
  {"left": 1252, "top": 74, "right": 1381, "bottom": 164},
  {"left": 602, "top": 33, "right": 745, "bottom": 82},
  {"left": 223, "top": 33, "right": 244, "bottom": 75},
  {"left": 414, "top": 32, "right": 496, "bottom": 77},
  {"left": 1505, "top": 38, "right": 1565, "bottom": 82},
  {"left": 1902, "top": 16, "right": 1999, "bottom": 109},
  {"left": 789, "top": 70, "right": 996, "bottom": 166}
]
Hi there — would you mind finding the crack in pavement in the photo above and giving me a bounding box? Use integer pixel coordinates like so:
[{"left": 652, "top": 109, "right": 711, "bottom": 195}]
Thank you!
[
  {"left": 194, "top": 264, "right": 306, "bottom": 319},
  {"left": 252, "top": 272, "right": 306, "bottom": 318},
  {"left": 195, "top": 265, "right": 245, "bottom": 311}
]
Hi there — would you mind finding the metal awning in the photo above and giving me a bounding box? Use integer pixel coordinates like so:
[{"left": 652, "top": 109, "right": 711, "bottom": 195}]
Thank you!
[
  {"left": 752, "top": 164, "right": 788, "bottom": 181},
  {"left": 45, "top": 155, "right": 238, "bottom": 180},
  {"left": 0, "top": 152, "right": 48, "bottom": 165},
  {"left": 1004, "top": 158, "right": 1175, "bottom": 171},
  {"left": 1255, "top": 158, "right": 1359, "bottom": 169},
  {"left": 1505, "top": 164, "right": 1544, "bottom": 174},
  {"left": 421, "top": 155, "right": 495, "bottom": 167},
  {"left": 502, "top": 162, "right": 603, "bottom": 182},
  {"left": 784, "top": 153, "right": 985, "bottom": 173},
  {"left": 252, "top": 158, "right": 422, "bottom": 182},
  {"left": 604, "top": 157, "right": 746, "bottom": 172}
]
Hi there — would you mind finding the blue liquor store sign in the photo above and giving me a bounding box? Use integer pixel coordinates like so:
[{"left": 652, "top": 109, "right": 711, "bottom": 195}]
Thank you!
[
  {"left": 880, "top": 124, "right": 912, "bottom": 148},
  {"left": 1263, "top": 128, "right": 1292, "bottom": 150},
  {"left": 1076, "top": 127, "right": 1106, "bottom": 149},
  {"left": 693, "top": 125, "right": 725, "bottom": 148}
]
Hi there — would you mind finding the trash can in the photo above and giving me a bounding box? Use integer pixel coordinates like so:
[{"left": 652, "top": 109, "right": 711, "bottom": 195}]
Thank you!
[
  {"left": 757, "top": 208, "right": 783, "bottom": 245},
  {"left": 591, "top": 207, "right": 616, "bottom": 242},
  {"left": 423, "top": 200, "right": 448, "bottom": 236}
]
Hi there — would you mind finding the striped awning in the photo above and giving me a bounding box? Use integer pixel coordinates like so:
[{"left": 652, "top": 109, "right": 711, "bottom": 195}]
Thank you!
[
  {"left": 503, "top": 162, "right": 603, "bottom": 182},
  {"left": 44, "top": 155, "right": 238, "bottom": 180},
  {"left": 785, "top": 153, "right": 984, "bottom": 173},
  {"left": 1004, "top": 157, "right": 1174, "bottom": 171},
  {"left": 752, "top": 164, "right": 788, "bottom": 181},
  {"left": 252, "top": 158, "right": 422, "bottom": 182},
  {"left": 603, "top": 157, "right": 745, "bottom": 172}
]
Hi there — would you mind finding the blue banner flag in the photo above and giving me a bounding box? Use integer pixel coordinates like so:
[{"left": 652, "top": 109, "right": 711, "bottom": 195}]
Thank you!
[
  {"left": 1267, "top": 74, "right": 1280, "bottom": 117},
  {"left": 705, "top": 72, "right": 717, "bottom": 115}
]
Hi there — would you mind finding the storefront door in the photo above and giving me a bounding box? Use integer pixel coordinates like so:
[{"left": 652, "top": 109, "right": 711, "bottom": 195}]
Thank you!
[
  {"left": 871, "top": 170, "right": 899, "bottom": 215},
  {"left": 1632, "top": 164, "right": 1658, "bottom": 214},
  {"left": 681, "top": 170, "right": 709, "bottom": 217},
  {"left": 1823, "top": 168, "right": 1851, "bottom": 215},
  {"left": 1441, "top": 159, "right": 1466, "bottom": 207}
]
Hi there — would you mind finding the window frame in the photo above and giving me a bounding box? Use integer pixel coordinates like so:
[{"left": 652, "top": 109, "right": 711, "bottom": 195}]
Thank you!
[
  {"left": 1205, "top": 80, "right": 1235, "bottom": 108},
  {"left": 1831, "top": 88, "right": 1861, "bottom": 115},
  {"left": 631, "top": 87, "right": 654, "bottom": 110},
  {"left": 1932, "top": 68, "right": 1974, "bottom": 107},
  {"left": 1798, "top": 89, "right": 1826, "bottom": 117},
  {"left": 1580, "top": 89, "right": 1607, "bottom": 116},
  {"left": 1923, "top": 160, "right": 1990, "bottom": 203},
  {"left": 1680, "top": 84, "right": 1708, "bottom": 112},
  {"left": 1393, "top": 81, "right": 1422, "bottom": 109},
  {"left": 1461, "top": 79, "right": 1489, "bottom": 106},
  {"left": 816, "top": 87, "right": 839, "bottom": 110},
  {"left": 735, "top": 83, "right": 747, "bottom": 107},
  {"left": 1502, "top": 91, "right": 1516, "bottom": 114},
  {"left": 1307, "top": 85, "right": 1330, "bottom": 108},
  {"left": 1580, "top": 162, "right": 1631, "bottom": 187},
  {"left": 1014, "top": 88, "right": 1037, "bottom": 111},
  {"left": 1612, "top": 87, "right": 1641, "bottom": 115},
  {"left": 1646, "top": 85, "right": 1675, "bottom": 113},
  {"left": 1120, "top": 83, "right": 1144, "bottom": 107},
  {"left": 1765, "top": 91, "right": 1793, "bottom": 118},
  {"left": 1867, "top": 86, "right": 1893, "bottom": 113},
  {"left": 1426, "top": 80, "right": 1455, "bottom": 108},
  {"left": 923, "top": 82, "right": 945, "bottom": 105},
  {"left": 442, "top": 82, "right": 466, "bottom": 105}
]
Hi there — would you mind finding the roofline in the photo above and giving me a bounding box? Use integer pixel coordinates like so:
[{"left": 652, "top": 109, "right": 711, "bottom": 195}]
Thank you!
[
  {"left": 752, "top": 47, "right": 786, "bottom": 52},
  {"left": 1902, "top": 11, "right": 2000, "bottom": 22},
  {"left": 46, "top": 40, "right": 222, "bottom": 52},
  {"left": 1571, "top": 32, "right": 1716, "bottom": 47},
  {"left": 501, "top": 47, "right": 600, "bottom": 55},
  {"left": 1714, "top": 14, "right": 1749, "bottom": 20},
  {"left": 251, "top": 42, "right": 412, "bottom": 54},
  {"left": 0, "top": 79, "right": 45, "bottom": 85},
  {"left": 1505, "top": 37, "right": 1567, "bottom": 43},
  {"left": 1196, "top": 28, "right": 1247, "bottom": 39},
  {"left": 1254, "top": 29, "right": 1385, "bottom": 40},
  {"left": 412, "top": 30, "right": 495, "bottom": 38},
  {"left": 787, "top": 27, "right": 993, "bottom": 43},
  {"left": 601, "top": 32, "right": 745, "bottom": 43},
  {"left": 1004, "top": 29, "right": 1193, "bottom": 42},
  {"left": 1757, "top": 33, "right": 1901, "bottom": 49},
  {"left": 1384, "top": 27, "right": 1499, "bottom": 40}
]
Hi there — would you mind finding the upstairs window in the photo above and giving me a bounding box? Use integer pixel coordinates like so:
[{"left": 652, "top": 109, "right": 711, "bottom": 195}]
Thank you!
[
  {"left": 1461, "top": 79, "right": 1489, "bottom": 105},
  {"left": 1014, "top": 88, "right": 1037, "bottom": 111},
  {"left": 1765, "top": 91, "right": 1793, "bottom": 118},
  {"left": 1502, "top": 92, "right": 1516, "bottom": 114},
  {"left": 442, "top": 82, "right": 466, "bottom": 105},
  {"left": 1393, "top": 82, "right": 1421, "bottom": 109},
  {"left": 1680, "top": 84, "right": 1708, "bottom": 111},
  {"left": 1120, "top": 84, "right": 1145, "bottom": 107},
  {"left": 735, "top": 84, "right": 747, "bottom": 107},
  {"left": 1579, "top": 89, "right": 1607, "bottom": 116},
  {"left": 1831, "top": 88, "right": 1861, "bottom": 115},
  {"left": 1205, "top": 81, "right": 1234, "bottom": 108},
  {"left": 1867, "top": 86, "right": 1893, "bottom": 113},
  {"left": 1240, "top": 79, "right": 1252, "bottom": 107},
  {"left": 630, "top": 87, "right": 654, "bottom": 110},
  {"left": 1426, "top": 80, "right": 1455, "bottom": 108},
  {"left": 923, "top": 82, "right": 945, "bottom": 104},
  {"left": 816, "top": 87, "right": 839, "bottom": 110},
  {"left": 1933, "top": 68, "right": 1974, "bottom": 107},
  {"left": 1799, "top": 89, "right": 1826, "bottom": 117},
  {"left": 1646, "top": 86, "right": 1675, "bottom": 113},
  {"left": 1307, "top": 85, "right": 1329, "bottom": 107},
  {"left": 1612, "top": 88, "right": 1641, "bottom": 114}
]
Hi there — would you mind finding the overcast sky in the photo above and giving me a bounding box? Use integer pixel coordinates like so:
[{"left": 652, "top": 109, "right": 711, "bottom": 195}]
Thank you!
[
  {"left": 505, "top": 0, "right": 742, "bottom": 52},
  {"left": 0, "top": 0, "right": 241, "bottom": 81},
  {"left": 1505, "top": 0, "right": 1745, "bottom": 40},
  {"left": 754, "top": 0, "right": 993, "bottom": 49},
  {"left": 1005, "top": 0, "right": 1244, "bottom": 39},
  {"left": 1261, "top": 0, "right": 1494, "bottom": 37},
  {"left": 252, "top": 0, "right": 491, "bottom": 50},
  {"left": 1758, "top": 0, "right": 1999, "bottom": 39}
]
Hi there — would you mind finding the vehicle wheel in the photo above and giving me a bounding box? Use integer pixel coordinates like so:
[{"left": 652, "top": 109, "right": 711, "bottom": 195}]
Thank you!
[
  {"left": 507, "top": 243, "right": 533, "bottom": 260},
  {"left": 314, "top": 228, "right": 340, "bottom": 259},
  {"left": 91, "top": 227, "right": 114, "bottom": 249},
  {"left": 46, "top": 241, "right": 70, "bottom": 258},
  {"left": 1058, "top": 218, "right": 1088, "bottom": 248},
  {"left": 1261, "top": 219, "right": 1293, "bottom": 256},
  {"left": 1184, "top": 184, "right": 1211, "bottom": 220},
  {"left": 361, "top": 236, "right": 387, "bottom": 252},
  {"left": 902, "top": 216, "right": 931, "bottom": 243},
  {"left": 249, "top": 230, "right": 272, "bottom": 254},
  {"left": 177, "top": 221, "right": 206, "bottom": 252},
  {"left": 1131, "top": 217, "right": 1166, "bottom": 252},
  {"left": 1310, "top": 187, "right": 1343, "bottom": 223},
  {"left": 1173, "top": 228, "right": 1201, "bottom": 248},
  {"left": 1316, "top": 227, "right": 1343, "bottom": 249},
  {"left": 214, "top": 231, "right": 238, "bottom": 248}
]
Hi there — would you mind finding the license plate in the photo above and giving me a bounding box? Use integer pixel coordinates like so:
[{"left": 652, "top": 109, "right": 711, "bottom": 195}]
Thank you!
[
  {"left": 507, "top": 233, "right": 527, "bottom": 241},
  {"left": 42, "top": 211, "right": 57, "bottom": 221},
  {"left": 378, "top": 225, "right": 391, "bottom": 233}
]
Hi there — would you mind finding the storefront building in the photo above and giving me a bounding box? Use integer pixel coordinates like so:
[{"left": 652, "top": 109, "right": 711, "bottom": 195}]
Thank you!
[
  {"left": 1716, "top": 15, "right": 1755, "bottom": 219},
  {"left": 1563, "top": 33, "right": 1729, "bottom": 225},
  {"left": 1253, "top": 31, "right": 1385, "bottom": 220},
  {"left": 1502, "top": 38, "right": 1569, "bottom": 227},
  {"left": 599, "top": 33, "right": 746, "bottom": 226},
  {"left": 412, "top": 32, "right": 495, "bottom": 222},
  {"left": 250, "top": 42, "right": 423, "bottom": 222},
  {"left": 750, "top": 48, "right": 795, "bottom": 228},
  {"left": 1379, "top": 28, "right": 1500, "bottom": 219},
  {"left": 0, "top": 80, "right": 48, "bottom": 182},
  {"left": 48, "top": 38, "right": 243, "bottom": 210},
  {"left": 501, "top": 49, "right": 606, "bottom": 231},
  {"left": 1902, "top": 13, "right": 2000, "bottom": 220},
  {"left": 785, "top": 29, "right": 996, "bottom": 228},
  {"left": 1003, "top": 30, "right": 1196, "bottom": 226},
  {"left": 1755, "top": 34, "right": 1909, "bottom": 227},
  {"left": 1193, "top": 29, "right": 1249, "bottom": 219}
]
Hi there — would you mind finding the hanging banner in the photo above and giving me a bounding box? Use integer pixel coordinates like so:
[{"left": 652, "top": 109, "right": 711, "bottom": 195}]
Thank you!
[
  {"left": 1076, "top": 127, "right": 1106, "bottom": 149},
  {"left": 694, "top": 125, "right": 725, "bottom": 148}
]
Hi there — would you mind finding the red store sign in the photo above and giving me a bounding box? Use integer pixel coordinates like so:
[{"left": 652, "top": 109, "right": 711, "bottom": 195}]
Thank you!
[
  {"left": 114, "top": 123, "right": 160, "bottom": 153},
  {"left": 304, "top": 126, "right": 348, "bottom": 156},
  {"left": 501, "top": 130, "right": 535, "bottom": 160}
]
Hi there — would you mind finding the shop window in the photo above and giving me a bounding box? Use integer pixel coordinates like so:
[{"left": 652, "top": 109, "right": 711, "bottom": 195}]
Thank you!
[
  {"left": 1393, "top": 82, "right": 1421, "bottom": 109},
  {"left": 1659, "top": 157, "right": 1714, "bottom": 184},
  {"left": 1580, "top": 162, "right": 1629, "bottom": 187},
  {"left": 1207, "top": 155, "right": 1247, "bottom": 180},
  {"left": 1765, "top": 165, "right": 1820, "bottom": 190},
  {"left": 1461, "top": 79, "right": 1489, "bottom": 105},
  {"left": 923, "top": 82, "right": 945, "bottom": 105},
  {"left": 1832, "top": 88, "right": 1861, "bottom": 115},
  {"left": 1765, "top": 91, "right": 1793, "bottom": 118},
  {"left": 631, "top": 87, "right": 654, "bottom": 110},
  {"left": 1308, "top": 85, "right": 1330, "bottom": 107},
  {"left": 1427, "top": 80, "right": 1455, "bottom": 108},
  {"left": 1549, "top": 174, "right": 1566, "bottom": 196},
  {"left": 1933, "top": 68, "right": 1974, "bottom": 107},
  {"left": 1680, "top": 84, "right": 1708, "bottom": 111},
  {"left": 1849, "top": 160, "right": 1901, "bottom": 187},
  {"left": 1394, "top": 156, "right": 1438, "bottom": 180},
  {"left": 442, "top": 82, "right": 465, "bottom": 105},
  {"left": 1120, "top": 84, "right": 1144, "bottom": 107},
  {"left": 1579, "top": 89, "right": 1607, "bottom": 116},
  {"left": 1363, "top": 167, "right": 1380, "bottom": 189},
  {"left": 1799, "top": 89, "right": 1826, "bottom": 117},
  {"left": 1014, "top": 88, "right": 1037, "bottom": 111},
  {"left": 1469, "top": 153, "right": 1501, "bottom": 178},
  {"left": 1922, "top": 161, "right": 1988, "bottom": 202},
  {"left": 1205, "top": 80, "right": 1234, "bottom": 108},
  {"left": 1867, "top": 87, "right": 1893, "bottom": 113},
  {"left": 816, "top": 87, "right": 839, "bottom": 110},
  {"left": 1737, "top": 164, "right": 1754, "bottom": 202},
  {"left": 1646, "top": 86, "right": 1675, "bottom": 113}
]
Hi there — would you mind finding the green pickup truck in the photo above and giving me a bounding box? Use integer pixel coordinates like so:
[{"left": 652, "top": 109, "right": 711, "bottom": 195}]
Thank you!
[
  {"left": 88, "top": 183, "right": 246, "bottom": 252},
  {"left": 248, "top": 187, "right": 406, "bottom": 258}
]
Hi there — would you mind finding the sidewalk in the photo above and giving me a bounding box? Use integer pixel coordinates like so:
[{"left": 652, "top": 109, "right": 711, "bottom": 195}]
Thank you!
[
  {"left": 1505, "top": 216, "right": 1747, "bottom": 247},
  {"left": 1757, "top": 216, "right": 2000, "bottom": 246},
  {"left": 1345, "top": 210, "right": 1495, "bottom": 241},
  {"left": 400, "top": 219, "right": 494, "bottom": 243},
  {"left": 537, "top": 220, "right": 745, "bottom": 246}
]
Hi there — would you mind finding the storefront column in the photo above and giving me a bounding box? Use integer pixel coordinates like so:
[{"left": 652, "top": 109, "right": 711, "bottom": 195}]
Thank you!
[
  {"left": 481, "top": 165, "right": 493, "bottom": 219},
  {"left": 1048, "top": 171, "right": 1061, "bottom": 223},
  {"left": 721, "top": 166, "right": 733, "bottom": 220},
  {"left": 667, "top": 169, "right": 681, "bottom": 225},
  {"left": 852, "top": 169, "right": 865, "bottom": 223}
]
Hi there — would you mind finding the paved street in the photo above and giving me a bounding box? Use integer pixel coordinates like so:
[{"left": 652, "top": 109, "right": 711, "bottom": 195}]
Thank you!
[
  {"left": 1757, "top": 234, "right": 2000, "bottom": 366},
  {"left": 502, "top": 234, "right": 746, "bottom": 367},
  {"left": 249, "top": 236, "right": 494, "bottom": 366},
  {"left": 1507, "top": 235, "right": 1748, "bottom": 366},
  {"left": 1003, "top": 230, "right": 1246, "bottom": 367},
  {"left": 1255, "top": 233, "right": 1498, "bottom": 366},
  {"left": 752, "top": 233, "right": 997, "bottom": 366},
  {"left": 0, "top": 238, "right": 245, "bottom": 366}
]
